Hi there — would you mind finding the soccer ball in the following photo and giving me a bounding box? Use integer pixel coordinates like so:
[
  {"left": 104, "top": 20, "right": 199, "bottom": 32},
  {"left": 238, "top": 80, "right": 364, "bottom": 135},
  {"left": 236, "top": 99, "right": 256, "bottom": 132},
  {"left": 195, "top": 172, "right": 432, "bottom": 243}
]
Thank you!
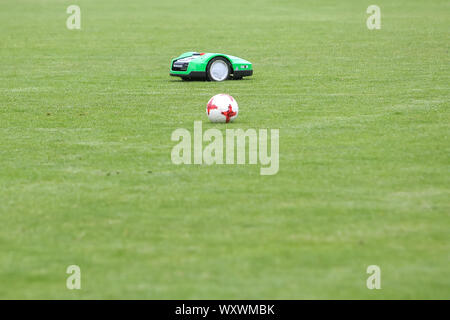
[{"left": 206, "top": 94, "right": 238, "bottom": 123}]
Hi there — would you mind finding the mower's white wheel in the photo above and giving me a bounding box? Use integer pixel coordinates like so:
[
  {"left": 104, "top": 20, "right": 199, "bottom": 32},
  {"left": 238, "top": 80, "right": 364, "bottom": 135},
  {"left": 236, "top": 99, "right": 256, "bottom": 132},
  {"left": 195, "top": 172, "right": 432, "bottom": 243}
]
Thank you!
[{"left": 207, "top": 58, "right": 230, "bottom": 82}]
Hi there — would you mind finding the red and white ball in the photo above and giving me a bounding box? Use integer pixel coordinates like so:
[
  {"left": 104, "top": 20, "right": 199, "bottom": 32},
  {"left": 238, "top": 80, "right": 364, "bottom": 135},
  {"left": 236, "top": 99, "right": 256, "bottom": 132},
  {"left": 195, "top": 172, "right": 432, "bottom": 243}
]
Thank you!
[{"left": 206, "top": 94, "right": 238, "bottom": 123}]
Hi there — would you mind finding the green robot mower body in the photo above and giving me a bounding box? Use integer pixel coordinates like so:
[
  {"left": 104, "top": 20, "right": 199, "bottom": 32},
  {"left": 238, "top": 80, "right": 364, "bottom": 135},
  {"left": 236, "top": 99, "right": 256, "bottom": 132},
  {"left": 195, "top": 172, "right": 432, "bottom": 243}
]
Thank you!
[{"left": 170, "top": 52, "right": 253, "bottom": 81}]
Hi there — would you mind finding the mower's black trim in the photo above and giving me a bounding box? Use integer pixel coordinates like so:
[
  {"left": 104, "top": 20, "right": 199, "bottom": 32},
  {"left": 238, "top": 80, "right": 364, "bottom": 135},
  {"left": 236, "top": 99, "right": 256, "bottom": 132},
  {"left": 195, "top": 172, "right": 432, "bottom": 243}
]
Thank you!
[
  {"left": 170, "top": 71, "right": 207, "bottom": 80},
  {"left": 233, "top": 70, "right": 253, "bottom": 78},
  {"left": 171, "top": 61, "right": 189, "bottom": 71},
  {"left": 170, "top": 69, "right": 252, "bottom": 81}
]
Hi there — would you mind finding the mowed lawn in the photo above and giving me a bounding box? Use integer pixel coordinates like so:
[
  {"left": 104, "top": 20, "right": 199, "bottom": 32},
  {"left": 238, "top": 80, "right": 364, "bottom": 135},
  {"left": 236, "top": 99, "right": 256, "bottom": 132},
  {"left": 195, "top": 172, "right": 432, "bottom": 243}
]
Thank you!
[{"left": 0, "top": 0, "right": 448, "bottom": 299}]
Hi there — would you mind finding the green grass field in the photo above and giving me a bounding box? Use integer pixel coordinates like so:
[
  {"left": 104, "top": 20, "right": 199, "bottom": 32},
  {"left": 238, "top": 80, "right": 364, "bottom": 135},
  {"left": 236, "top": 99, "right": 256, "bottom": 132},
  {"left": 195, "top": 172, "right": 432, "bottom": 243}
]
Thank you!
[{"left": 0, "top": 0, "right": 449, "bottom": 299}]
